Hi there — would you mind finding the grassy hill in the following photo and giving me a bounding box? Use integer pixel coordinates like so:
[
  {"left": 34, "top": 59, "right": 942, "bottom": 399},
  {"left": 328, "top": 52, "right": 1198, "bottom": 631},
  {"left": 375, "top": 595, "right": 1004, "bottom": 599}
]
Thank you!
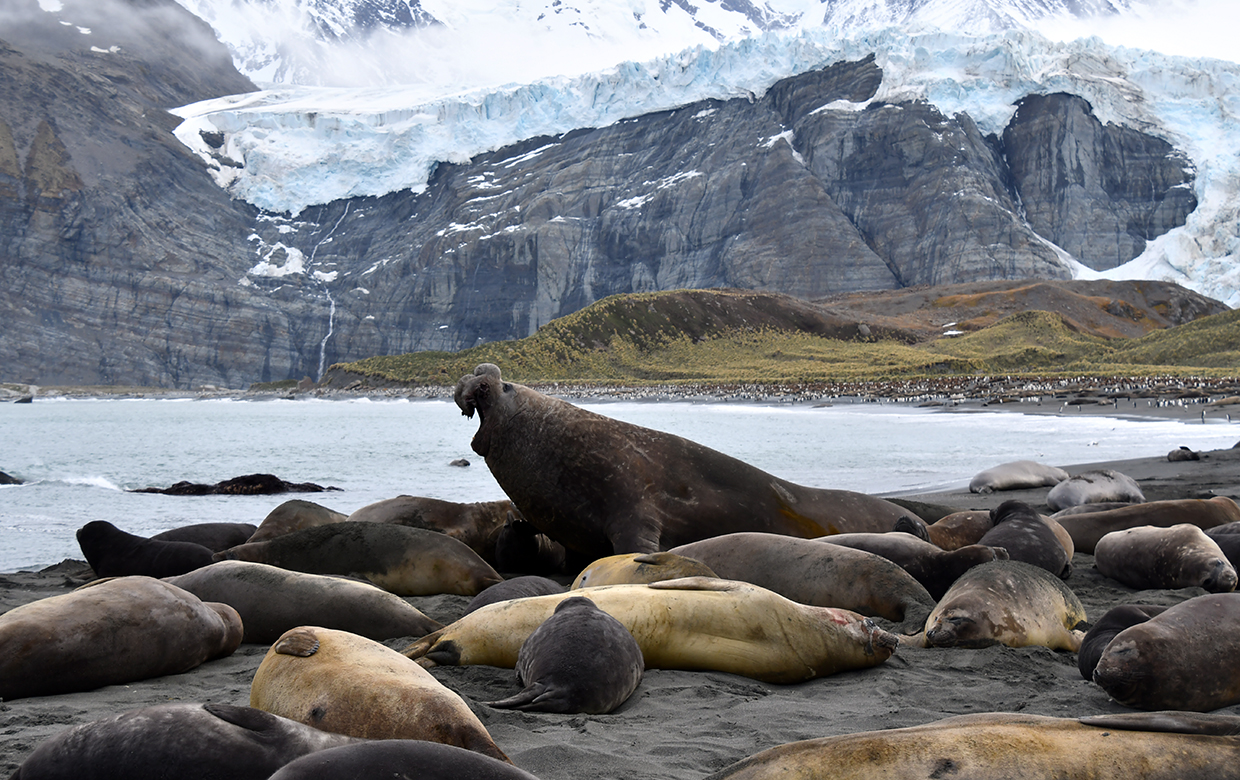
[{"left": 319, "top": 283, "right": 1239, "bottom": 389}]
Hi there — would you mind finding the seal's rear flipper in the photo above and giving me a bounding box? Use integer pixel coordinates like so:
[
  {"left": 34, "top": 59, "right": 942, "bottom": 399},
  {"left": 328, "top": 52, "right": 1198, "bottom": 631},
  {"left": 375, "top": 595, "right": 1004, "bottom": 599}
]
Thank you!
[
  {"left": 203, "top": 703, "right": 284, "bottom": 733},
  {"left": 1081, "top": 711, "right": 1240, "bottom": 737},
  {"left": 893, "top": 515, "right": 931, "bottom": 542},
  {"left": 486, "top": 682, "right": 552, "bottom": 711}
]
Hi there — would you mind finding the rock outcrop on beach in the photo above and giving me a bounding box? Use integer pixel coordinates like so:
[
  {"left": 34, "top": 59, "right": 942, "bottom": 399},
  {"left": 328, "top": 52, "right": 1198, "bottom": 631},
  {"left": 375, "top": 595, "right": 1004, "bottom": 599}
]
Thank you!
[{"left": 0, "top": 3, "right": 1205, "bottom": 388}]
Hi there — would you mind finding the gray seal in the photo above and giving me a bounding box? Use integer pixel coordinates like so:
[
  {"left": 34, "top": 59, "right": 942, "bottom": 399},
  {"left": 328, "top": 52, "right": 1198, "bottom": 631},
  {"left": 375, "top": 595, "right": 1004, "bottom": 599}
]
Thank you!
[
  {"left": 969, "top": 460, "right": 1068, "bottom": 494},
  {"left": 464, "top": 575, "right": 567, "bottom": 615},
  {"left": 1046, "top": 469, "right": 1145, "bottom": 512},
  {"left": 11, "top": 703, "right": 362, "bottom": 780},
  {"left": 486, "top": 596, "right": 644, "bottom": 714},
  {"left": 1094, "top": 523, "right": 1238, "bottom": 593},
  {"left": 977, "top": 500, "right": 1073, "bottom": 579},
  {"left": 164, "top": 560, "right": 442, "bottom": 644},
  {"left": 267, "top": 741, "right": 539, "bottom": 780}
]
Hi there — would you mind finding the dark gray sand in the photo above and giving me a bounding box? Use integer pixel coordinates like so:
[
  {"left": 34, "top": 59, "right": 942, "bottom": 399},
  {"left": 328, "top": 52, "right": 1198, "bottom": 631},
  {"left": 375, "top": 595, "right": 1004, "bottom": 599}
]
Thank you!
[{"left": 3, "top": 401, "right": 1240, "bottom": 778}]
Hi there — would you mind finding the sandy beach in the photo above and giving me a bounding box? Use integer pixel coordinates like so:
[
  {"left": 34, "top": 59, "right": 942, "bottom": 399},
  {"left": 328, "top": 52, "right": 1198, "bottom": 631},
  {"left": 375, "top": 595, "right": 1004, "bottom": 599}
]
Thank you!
[{"left": 3, "top": 395, "right": 1240, "bottom": 778}]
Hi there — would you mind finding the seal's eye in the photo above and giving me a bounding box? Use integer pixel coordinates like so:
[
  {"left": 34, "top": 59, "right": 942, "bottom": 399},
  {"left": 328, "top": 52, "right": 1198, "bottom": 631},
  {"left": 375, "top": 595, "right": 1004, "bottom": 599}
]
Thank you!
[{"left": 503, "top": 383, "right": 512, "bottom": 392}]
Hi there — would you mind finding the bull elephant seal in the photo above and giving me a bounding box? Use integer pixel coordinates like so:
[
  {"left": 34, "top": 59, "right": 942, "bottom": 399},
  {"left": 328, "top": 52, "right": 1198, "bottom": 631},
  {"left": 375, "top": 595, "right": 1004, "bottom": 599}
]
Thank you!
[
  {"left": 251, "top": 626, "right": 510, "bottom": 762},
  {"left": 1092, "top": 593, "right": 1240, "bottom": 711},
  {"left": 977, "top": 500, "right": 1073, "bottom": 579},
  {"left": 1077, "top": 603, "right": 1168, "bottom": 681},
  {"left": 486, "top": 596, "right": 644, "bottom": 714},
  {"left": 1094, "top": 524, "right": 1238, "bottom": 593},
  {"left": 817, "top": 532, "right": 1008, "bottom": 600},
  {"left": 668, "top": 533, "right": 934, "bottom": 636},
  {"left": 1047, "top": 469, "right": 1145, "bottom": 512},
  {"left": 347, "top": 495, "right": 517, "bottom": 565},
  {"left": 969, "top": 460, "right": 1068, "bottom": 494},
  {"left": 77, "top": 520, "right": 214, "bottom": 578},
  {"left": 151, "top": 522, "right": 258, "bottom": 552},
  {"left": 11, "top": 703, "right": 362, "bottom": 780},
  {"left": 0, "top": 576, "right": 242, "bottom": 700},
  {"left": 267, "top": 741, "right": 539, "bottom": 780},
  {"left": 164, "top": 560, "right": 442, "bottom": 644},
  {"left": 216, "top": 521, "right": 502, "bottom": 596},
  {"left": 701, "top": 711, "right": 1240, "bottom": 780},
  {"left": 894, "top": 511, "right": 993, "bottom": 551},
  {"left": 571, "top": 552, "right": 717, "bottom": 589},
  {"left": 923, "top": 560, "right": 1088, "bottom": 651},
  {"left": 464, "top": 576, "right": 567, "bottom": 615},
  {"left": 455, "top": 364, "right": 911, "bottom": 559},
  {"left": 247, "top": 499, "right": 347, "bottom": 543},
  {"left": 1054, "top": 496, "right": 1240, "bottom": 553},
  {"left": 404, "top": 578, "right": 899, "bottom": 684}
]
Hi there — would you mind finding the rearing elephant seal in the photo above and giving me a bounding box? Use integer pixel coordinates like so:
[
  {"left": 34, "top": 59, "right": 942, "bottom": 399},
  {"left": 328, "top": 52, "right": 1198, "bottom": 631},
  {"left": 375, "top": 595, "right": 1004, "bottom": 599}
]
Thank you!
[{"left": 455, "top": 364, "right": 910, "bottom": 559}]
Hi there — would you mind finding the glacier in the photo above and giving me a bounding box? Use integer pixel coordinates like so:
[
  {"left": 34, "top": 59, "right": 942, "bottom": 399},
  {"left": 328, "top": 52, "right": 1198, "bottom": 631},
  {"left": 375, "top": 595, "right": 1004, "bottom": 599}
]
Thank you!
[{"left": 171, "top": 25, "right": 1240, "bottom": 306}]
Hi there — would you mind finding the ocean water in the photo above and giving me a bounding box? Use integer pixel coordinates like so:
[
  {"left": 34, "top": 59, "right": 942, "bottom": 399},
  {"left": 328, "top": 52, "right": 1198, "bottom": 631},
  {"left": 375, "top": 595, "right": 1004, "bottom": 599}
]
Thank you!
[{"left": 2, "top": 396, "right": 1238, "bottom": 572}]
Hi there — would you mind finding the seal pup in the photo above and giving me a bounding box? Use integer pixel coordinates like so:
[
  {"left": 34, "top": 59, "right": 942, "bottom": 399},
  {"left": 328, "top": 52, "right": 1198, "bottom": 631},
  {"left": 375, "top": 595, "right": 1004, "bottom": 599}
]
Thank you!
[
  {"left": 164, "top": 560, "right": 442, "bottom": 644},
  {"left": 894, "top": 511, "right": 993, "bottom": 551},
  {"left": 977, "top": 500, "right": 1073, "bottom": 579},
  {"left": 404, "top": 578, "right": 899, "bottom": 684},
  {"left": 1077, "top": 603, "right": 1167, "bottom": 681},
  {"left": 1054, "top": 496, "right": 1240, "bottom": 553},
  {"left": 969, "top": 459, "right": 1068, "bottom": 494},
  {"left": 817, "top": 532, "right": 1008, "bottom": 600},
  {"left": 11, "top": 703, "right": 362, "bottom": 780},
  {"left": 1094, "top": 524, "right": 1238, "bottom": 593},
  {"left": 669, "top": 532, "right": 935, "bottom": 636},
  {"left": 464, "top": 575, "right": 567, "bottom": 615},
  {"left": 1092, "top": 593, "right": 1240, "bottom": 711},
  {"left": 923, "top": 560, "right": 1088, "bottom": 651},
  {"left": 1046, "top": 468, "right": 1145, "bottom": 512},
  {"left": 77, "top": 520, "right": 215, "bottom": 578},
  {"left": 247, "top": 499, "right": 347, "bottom": 543},
  {"left": 151, "top": 522, "right": 258, "bottom": 552},
  {"left": 571, "top": 551, "right": 718, "bottom": 589},
  {"left": 486, "top": 596, "right": 644, "bottom": 714},
  {"left": 701, "top": 711, "right": 1240, "bottom": 780},
  {"left": 267, "top": 741, "right": 539, "bottom": 780},
  {"left": 347, "top": 495, "right": 517, "bottom": 565},
  {"left": 251, "top": 626, "right": 510, "bottom": 762},
  {"left": 455, "top": 363, "right": 912, "bottom": 560},
  {"left": 216, "top": 521, "right": 503, "bottom": 596},
  {"left": 0, "top": 576, "right": 242, "bottom": 700}
]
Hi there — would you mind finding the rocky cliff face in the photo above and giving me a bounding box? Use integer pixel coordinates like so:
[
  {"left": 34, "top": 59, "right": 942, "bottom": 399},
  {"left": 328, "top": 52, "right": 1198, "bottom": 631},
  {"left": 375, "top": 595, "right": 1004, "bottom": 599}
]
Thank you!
[{"left": 0, "top": 8, "right": 1201, "bottom": 387}]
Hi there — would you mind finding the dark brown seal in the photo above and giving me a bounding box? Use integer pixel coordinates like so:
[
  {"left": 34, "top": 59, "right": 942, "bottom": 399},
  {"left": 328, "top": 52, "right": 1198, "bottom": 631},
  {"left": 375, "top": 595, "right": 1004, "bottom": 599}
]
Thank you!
[
  {"left": 1077, "top": 604, "right": 1167, "bottom": 681},
  {"left": 893, "top": 510, "right": 994, "bottom": 551},
  {"left": 455, "top": 364, "right": 911, "bottom": 559},
  {"left": 347, "top": 495, "right": 518, "bottom": 566},
  {"left": 818, "top": 532, "right": 1009, "bottom": 600},
  {"left": 977, "top": 500, "right": 1073, "bottom": 579},
  {"left": 1055, "top": 497, "right": 1240, "bottom": 553},
  {"left": 77, "top": 520, "right": 215, "bottom": 579}
]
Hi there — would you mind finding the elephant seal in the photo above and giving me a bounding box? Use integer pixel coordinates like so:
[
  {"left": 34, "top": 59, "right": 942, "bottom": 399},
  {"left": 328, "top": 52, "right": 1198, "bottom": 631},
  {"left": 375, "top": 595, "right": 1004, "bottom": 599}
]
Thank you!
[
  {"left": 464, "top": 576, "right": 567, "bottom": 615},
  {"left": 216, "top": 521, "right": 503, "bottom": 596},
  {"left": 894, "top": 510, "right": 993, "bottom": 551},
  {"left": 268, "top": 741, "right": 539, "bottom": 780},
  {"left": 701, "top": 711, "right": 1240, "bottom": 780},
  {"left": 1092, "top": 593, "right": 1240, "bottom": 711},
  {"left": 977, "top": 500, "right": 1073, "bottom": 579},
  {"left": 77, "top": 520, "right": 214, "bottom": 578},
  {"left": 1094, "top": 524, "right": 1238, "bottom": 593},
  {"left": 251, "top": 626, "right": 510, "bottom": 762},
  {"left": 455, "top": 363, "right": 911, "bottom": 559},
  {"left": 1206, "top": 525, "right": 1240, "bottom": 568},
  {"left": 247, "top": 499, "right": 347, "bottom": 543},
  {"left": 486, "top": 596, "right": 644, "bottom": 714},
  {"left": 405, "top": 578, "right": 899, "bottom": 684},
  {"left": 151, "top": 522, "right": 258, "bottom": 552},
  {"left": 923, "top": 560, "right": 1088, "bottom": 651},
  {"left": 164, "top": 560, "right": 442, "bottom": 644},
  {"left": 0, "top": 576, "right": 242, "bottom": 700},
  {"left": 347, "top": 495, "right": 517, "bottom": 565},
  {"left": 1077, "top": 603, "right": 1168, "bottom": 681},
  {"left": 817, "top": 532, "right": 1008, "bottom": 600},
  {"left": 668, "top": 533, "right": 934, "bottom": 636},
  {"left": 969, "top": 460, "right": 1068, "bottom": 494},
  {"left": 1046, "top": 468, "right": 1145, "bottom": 512},
  {"left": 494, "top": 514, "right": 571, "bottom": 575},
  {"left": 1169, "top": 446, "right": 1201, "bottom": 462},
  {"left": 1054, "top": 496, "right": 1240, "bottom": 553},
  {"left": 11, "top": 703, "right": 362, "bottom": 780},
  {"left": 571, "top": 552, "right": 718, "bottom": 589}
]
